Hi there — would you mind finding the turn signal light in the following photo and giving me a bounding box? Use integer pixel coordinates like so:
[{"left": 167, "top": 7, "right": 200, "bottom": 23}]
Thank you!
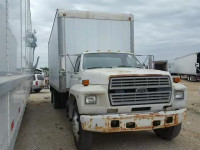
[
  {"left": 82, "top": 80, "right": 89, "bottom": 86},
  {"left": 173, "top": 77, "right": 181, "bottom": 83}
]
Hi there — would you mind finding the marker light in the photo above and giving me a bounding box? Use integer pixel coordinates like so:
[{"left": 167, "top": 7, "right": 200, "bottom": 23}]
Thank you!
[
  {"left": 82, "top": 80, "right": 89, "bottom": 86},
  {"left": 173, "top": 77, "right": 181, "bottom": 83}
]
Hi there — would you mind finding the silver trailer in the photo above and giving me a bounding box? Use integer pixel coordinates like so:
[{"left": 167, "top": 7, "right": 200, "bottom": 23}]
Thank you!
[
  {"left": 168, "top": 63, "right": 175, "bottom": 75},
  {"left": 48, "top": 10, "right": 134, "bottom": 107},
  {"left": 174, "top": 52, "right": 200, "bottom": 81},
  {"left": 0, "top": 0, "right": 36, "bottom": 149}
]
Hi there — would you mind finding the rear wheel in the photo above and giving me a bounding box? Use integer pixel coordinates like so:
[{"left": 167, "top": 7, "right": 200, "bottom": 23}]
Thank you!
[
  {"left": 72, "top": 103, "right": 93, "bottom": 150},
  {"left": 187, "top": 76, "right": 191, "bottom": 81},
  {"left": 53, "top": 90, "right": 62, "bottom": 109},
  {"left": 153, "top": 124, "right": 182, "bottom": 140},
  {"left": 191, "top": 76, "right": 197, "bottom": 82},
  {"left": 66, "top": 100, "right": 69, "bottom": 118},
  {"left": 34, "top": 89, "right": 41, "bottom": 93},
  {"left": 52, "top": 89, "right": 68, "bottom": 109},
  {"left": 51, "top": 90, "right": 53, "bottom": 103}
]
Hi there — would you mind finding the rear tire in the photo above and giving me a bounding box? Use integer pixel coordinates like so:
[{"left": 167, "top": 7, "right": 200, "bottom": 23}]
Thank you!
[
  {"left": 153, "top": 124, "right": 182, "bottom": 140},
  {"left": 34, "top": 89, "right": 41, "bottom": 93},
  {"left": 52, "top": 89, "right": 68, "bottom": 109},
  {"left": 187, "top": 76, "right": 191, "bottom": 81},
  {"left": 72, "top": 103, "right": 93, "bottom": 150},
  {"left": 66, "top": 100, "right": 69, "bottom": 118},
  {"left": 51, "top": 90, "right": 53, "bottom": 103},
  {"left": 53, "top": 90, "right": 62, "bottom": 109},
  {"left": 191, "top": 76, "right": 197, "bottom": 82}
]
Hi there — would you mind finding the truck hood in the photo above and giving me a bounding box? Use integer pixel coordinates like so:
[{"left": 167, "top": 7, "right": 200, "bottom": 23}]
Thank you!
[{"left": 81, "top": 68, "right": 171, "bottom": 85}]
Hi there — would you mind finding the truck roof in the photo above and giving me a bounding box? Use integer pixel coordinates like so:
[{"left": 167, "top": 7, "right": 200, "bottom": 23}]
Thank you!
[
  {"left": 57, "top": 9, "right": 134, "bottom": 21},
  {"left": 175, "top": 52, "right": 200, "bottom": 60},
  {"left": 81, "top": 50, "right": 133, "bottom": 55}
]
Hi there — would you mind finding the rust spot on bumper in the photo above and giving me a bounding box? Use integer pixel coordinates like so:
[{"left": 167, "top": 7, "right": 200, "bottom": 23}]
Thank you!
[{"left": 80, "top": 109, "right": 186, "bottom": 133}]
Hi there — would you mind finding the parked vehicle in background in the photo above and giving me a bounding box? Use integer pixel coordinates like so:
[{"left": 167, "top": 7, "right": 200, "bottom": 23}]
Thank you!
[
  {"left": 168, "top": 62, "right": 176, "bottom": 75},
  {"left": 152, "top": 60, "right": 168, "bottom": 71},
  {"left": 174, "top": 52, "right": 200, "bottom": 81},
  {"left": 32, "top": 74, "right": 44, "bottom": 93},
  {"left": 48, "top": 10, "right": 187, "bottom": 150},
  {"left": 0, "top": 0, "right": 37, "bottom": 149},
  {"left": 35, "top": 68, "right": 44, "bottom": 75}
]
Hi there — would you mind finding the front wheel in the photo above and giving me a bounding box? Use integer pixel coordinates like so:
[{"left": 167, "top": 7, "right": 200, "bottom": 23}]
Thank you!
[
  {"left": 72, "top": 103, "right": 93, "bottom": 150},
  {"left": 153, "top": 124, "right": 182, "bottom": 140}
]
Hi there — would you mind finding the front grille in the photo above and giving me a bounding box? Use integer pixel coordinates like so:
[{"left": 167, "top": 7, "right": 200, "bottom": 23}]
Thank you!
[
  {"left": 110, "top": 76, "right": 170, "bottom": 89},
  {"left": 109, "top": 76, "right": 172, "bottom": 106}
]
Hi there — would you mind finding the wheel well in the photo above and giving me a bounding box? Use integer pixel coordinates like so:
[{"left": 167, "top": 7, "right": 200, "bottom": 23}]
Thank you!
[{"left": 68, "top": 94, "right": 77, "bottom": 120}]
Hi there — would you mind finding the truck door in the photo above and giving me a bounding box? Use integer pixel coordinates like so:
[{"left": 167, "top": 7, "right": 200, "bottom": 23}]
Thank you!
[
  {"left": 197, "top": 53, "right": 200, "bottom": 76},
  {"left": 70, "top": 56, "right": 81, "bottom": 87}
]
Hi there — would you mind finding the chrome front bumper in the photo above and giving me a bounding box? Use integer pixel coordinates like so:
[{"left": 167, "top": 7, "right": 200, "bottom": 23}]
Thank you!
[{"left": 80, "top": 108, "right": 186, "bottom": 133}]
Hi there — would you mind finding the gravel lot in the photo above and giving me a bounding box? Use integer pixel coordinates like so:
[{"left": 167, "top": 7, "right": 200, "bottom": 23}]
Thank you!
[{"left": 14, "top": 80, "right": 200, "bottom": 150}]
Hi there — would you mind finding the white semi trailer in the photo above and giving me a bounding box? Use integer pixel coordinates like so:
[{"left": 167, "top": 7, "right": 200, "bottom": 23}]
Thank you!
[
  {"left": 49, "top": 10, "right": 187, "bottom": 150},
  {"left": 174, "top": 52, "right": 200, "bottom": 81},
  {"left": 0, "top": 0, "right": 36, "bottom": 149}
]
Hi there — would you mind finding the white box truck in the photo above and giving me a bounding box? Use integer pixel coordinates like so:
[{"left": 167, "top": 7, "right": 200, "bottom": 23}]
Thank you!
[
  {"left": 0, "top": 0, "right": 36, "bottom": 149},
  {"left": 174, "top": 52, "right": 200, "bottom": 81},
  {"left": 168, "top": 63, "right": 176, "bottom": 75},
  {"left": 48, "top": 10, "right": 187, "bottom": 150}
]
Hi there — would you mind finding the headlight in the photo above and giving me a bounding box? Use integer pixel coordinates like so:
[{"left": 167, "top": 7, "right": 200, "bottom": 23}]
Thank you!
[
  {"left": 85, "top": 95, "right": 97, "bottom": 104},
  {"left": 175, "top": 91, "right": 184, "bottom": 99}
]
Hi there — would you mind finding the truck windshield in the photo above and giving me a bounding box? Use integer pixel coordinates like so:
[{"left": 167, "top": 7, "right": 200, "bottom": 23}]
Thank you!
[{"left": 83, "top": 53, "right": 143, "bottom": 69}]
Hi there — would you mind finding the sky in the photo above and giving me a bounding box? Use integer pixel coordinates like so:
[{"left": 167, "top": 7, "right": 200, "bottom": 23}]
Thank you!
[{"left": 30, "top": 0, "right": 200, "bottom": 68}]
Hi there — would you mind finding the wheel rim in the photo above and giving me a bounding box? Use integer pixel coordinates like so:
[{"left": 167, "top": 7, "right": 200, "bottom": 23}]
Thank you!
[{"left": 72, "top": 113, "right": 79, "bottom": 141}]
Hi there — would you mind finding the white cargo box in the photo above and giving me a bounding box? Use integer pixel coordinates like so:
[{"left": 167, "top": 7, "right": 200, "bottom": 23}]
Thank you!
[
  {"left": 174, "top": 52, "right": 200, "bottom": 76},
  {"left": 48, "top": 10, "right": 134, "bottom": 92}
]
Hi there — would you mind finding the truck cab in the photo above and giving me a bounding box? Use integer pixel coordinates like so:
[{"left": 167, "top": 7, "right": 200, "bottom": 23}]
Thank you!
[{"left": 67, "top": 51, "right": 186, "bottom": 150}]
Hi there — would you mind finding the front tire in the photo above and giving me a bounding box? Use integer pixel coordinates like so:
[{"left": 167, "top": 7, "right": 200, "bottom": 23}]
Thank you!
[
  {"left": 153, "top": 124, "right": 182, "bottom": 140},
  {"left": 72, "top": 103, "right": 93, "bottom": 150}
]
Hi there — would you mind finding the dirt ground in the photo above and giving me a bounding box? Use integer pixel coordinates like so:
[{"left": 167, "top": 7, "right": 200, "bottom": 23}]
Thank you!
[{"left": 14, "top": 80, "right": 200, "bottom": 150}]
